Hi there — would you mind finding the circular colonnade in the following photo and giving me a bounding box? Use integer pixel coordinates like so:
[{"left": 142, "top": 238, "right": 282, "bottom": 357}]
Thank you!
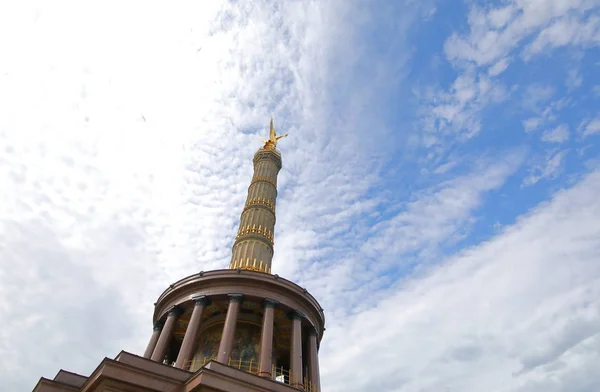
[{"left": 142, "top": 269, "right": 325, "bottom": 390}]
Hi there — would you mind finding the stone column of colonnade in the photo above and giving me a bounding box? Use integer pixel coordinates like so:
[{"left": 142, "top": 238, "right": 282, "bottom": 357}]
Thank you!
[
  {"left": 217, "top": 294, "right": 243, "bottom": 363},
  {"left": 151, "top": 306, "right": 183, "bottom": 362},
  {"left": 229, "top": 125, "right": 283, "bottom": 274},
  {"left": 258, "top": 299, "right": 278, "bottom": 377},
  {"left": 289, "top": 311, "right": 304, "bottom": 389},
  {"left": 214, "top": 296, "right": 321, "bottom": 390},
  {"left": 307, "top": 328, "right": 321, "bottom": 391},
  {"left": 174, "top": 296, "right": 210, "bottom": 369},
  {"left": 143, "top": 321, "right": 163, "bottom": 358}
]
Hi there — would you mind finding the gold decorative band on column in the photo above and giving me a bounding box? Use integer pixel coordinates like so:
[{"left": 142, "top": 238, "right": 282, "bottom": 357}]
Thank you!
[
  {"left": 244, "top": 198, "right": 275, "bottom": 212},
  {"left": 229, "top": 258, "right": 271, "bottom": 273},
  {"left": 235, "top": 224, "right": 274, "bottom": 244},
  {"left": 251, "top": 175, "right": 277, "bottom": 188}
]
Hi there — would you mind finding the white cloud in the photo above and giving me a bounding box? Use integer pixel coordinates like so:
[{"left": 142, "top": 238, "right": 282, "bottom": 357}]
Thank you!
[
  {"left": 419, "top": 71, "right": 507, "bottom": 145},
  {"left": 422, "top": 0, "right": 598, "bottom": 154},
  {"left": 578, "top": 116, "right": 600, "bottom": 137},
  {"left": 280, "top": 149, "right": 527, "bottom": 330},
  {"left": 566, "top": 69, "right": 583, "bottom": 91},
  {"left": 445, "top": 0, "right": 600, "bottom": 68},
  {"left": 521, "top": 93, "right": 572, "bottom": 135},
  {"left": 359, "top": 151, "right": 524, "bottom": 267},
  {"left": 433, "top": 158, "right": 460, "bottom": 174},
  {"left": 488, "top": 4, "right": 515, "bottom": 29},
  {"left": 523, "top": 117, "right": 542, "bottom": 132},
  {"left": 524, "top": 15, "right": 600, "bottom": 59},
  {"left": 541, "top": 124, "right": 570, "bottom": 143},
  {"left": 523, "top": 84, "right": 556, "bottom": 111},
  {"left": 321, "top": 170, "right": 600, "bottom": 392},
  {"left": 488, "top": 57, "right": 510, "bottom": 76},
  {"left": 523, "top": 150, "right": 568, "bottom": 186}
]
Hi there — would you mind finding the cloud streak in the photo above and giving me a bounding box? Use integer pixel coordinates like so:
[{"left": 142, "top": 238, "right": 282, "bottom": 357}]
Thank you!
[{"left": 321, "top": 170, "right": 600, "bottom": 392}]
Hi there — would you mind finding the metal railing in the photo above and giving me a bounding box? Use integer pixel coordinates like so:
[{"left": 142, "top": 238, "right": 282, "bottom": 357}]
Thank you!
[{"left": 183, "top": 357, "right": 317, "bottom": 391}]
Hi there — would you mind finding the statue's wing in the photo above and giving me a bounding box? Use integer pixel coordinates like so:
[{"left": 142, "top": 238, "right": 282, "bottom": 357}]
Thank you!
[{"left": 276, "top": 133, "right": 288, "bottom": 140}]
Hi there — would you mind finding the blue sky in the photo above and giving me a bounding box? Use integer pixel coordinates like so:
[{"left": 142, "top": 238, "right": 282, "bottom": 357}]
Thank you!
[{"left": 1, "top": 1, "right": 600, "bottom": 391}]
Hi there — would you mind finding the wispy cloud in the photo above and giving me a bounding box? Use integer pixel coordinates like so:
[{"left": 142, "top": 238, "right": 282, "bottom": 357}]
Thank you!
[
  {"left": 288, "top": 149, "right": 526, "bottom": 325},
  {"left": 444, "top": 0, "right": 599, "bottom": 69},
  {"left": 522, "top": 85, "right": 556, "bottom": 112},
  {"left": 578, "top": 116, "right": 600, "bottom": 137},
  {"left": 360, "top": 151, "right": 524, "bottom": 267},
  {"left": 523, "top": 150, "right": 568, "bottom": 186},
  {"left": 322, "top": 170, "right": 600, "bottom": 391},
  {"left": 566, "top": 69, "right": 583, "bottom": 91},
  {"left": 419, "top": 0, "right": 599, "bottom": 163},
  {"left": 419, "top": 71, "right": 507, "bottom": 146},
  {"left": 541, "top": 124, "right": 570, "bottom": 143},
  {"left": 523, "top": 14, "right": 600, "bottom": 59}
]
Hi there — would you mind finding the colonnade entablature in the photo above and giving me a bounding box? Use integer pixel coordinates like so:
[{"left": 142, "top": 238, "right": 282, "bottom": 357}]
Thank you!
[{"left": 153, "top": 269, "right": 325, "bottom": 337}]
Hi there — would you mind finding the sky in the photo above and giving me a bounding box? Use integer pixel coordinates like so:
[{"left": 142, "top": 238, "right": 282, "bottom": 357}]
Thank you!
[{"left": 1, "top": 0, "right": 599, "bottom": 391}]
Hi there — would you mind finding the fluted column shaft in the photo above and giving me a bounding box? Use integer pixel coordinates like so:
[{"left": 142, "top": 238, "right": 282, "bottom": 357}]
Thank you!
[
  {"left": 151, "top": 306, "right": 183, "bottom": 362},
  {"left": 229, "top": 149, "right": 282, "bottom": 273},
  {"left": 217, "top": 294, "right": 243, "bottom": 363},
  {"left": 258, "top": 299, "right": 277, "bottom": 377},
  {"left": 174, "top": 296, "right": 209, "bottom": 369},
  {"left": 308, "top": 329, "right": 321, "bottom": 391},
  {"left": 143, "top": 322, "right": 163, "bottom": 358},
  {"left": 289, "top": 311, "right": 304, "bottom": 388}
]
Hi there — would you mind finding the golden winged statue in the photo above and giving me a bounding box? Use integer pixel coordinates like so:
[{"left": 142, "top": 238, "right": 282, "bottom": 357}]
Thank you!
[{"left": 261, "top": 118, "right": 288, "bottom": 150}]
